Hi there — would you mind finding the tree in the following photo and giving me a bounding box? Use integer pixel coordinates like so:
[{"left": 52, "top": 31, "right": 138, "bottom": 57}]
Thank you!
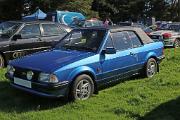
[
  {"left": 92, "top": 0, "right": 179, "bottom": 22},
  {"left": 55, "top": 0, "right": 98, "bottom": 18},
  {"left": 0, "top": 0, "right": 22, "bottom": 20}
]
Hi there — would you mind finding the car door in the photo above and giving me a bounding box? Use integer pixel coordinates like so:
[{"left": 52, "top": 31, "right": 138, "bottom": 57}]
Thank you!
[
  {"left": 40, "top": 23, "right": 67, "bottom": 49},
  {"left": 9, "top": 23, "right": 44, "bottom": 59},
  {"left": 99, "top": 31, "right": 137, "bottom": 83},
  {"left": 127, "top": 31, "right": 146, "bottom": 70}
]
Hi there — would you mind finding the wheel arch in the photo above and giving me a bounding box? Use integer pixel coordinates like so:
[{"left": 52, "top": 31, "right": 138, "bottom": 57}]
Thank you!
[
  {"left": 145, "top": 55, "right": 159, "bottom": 72},
  {"left": 68, "top": 68, "right": 98, "bottom": 94}
]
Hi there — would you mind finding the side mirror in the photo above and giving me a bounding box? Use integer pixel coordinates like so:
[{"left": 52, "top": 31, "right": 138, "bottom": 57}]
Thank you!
[
  {"left": 12, "top": 34, "right": 22, "bottom": 41},
  {"left": 102, "top": 47, "right": 116, "bottom": 54}
]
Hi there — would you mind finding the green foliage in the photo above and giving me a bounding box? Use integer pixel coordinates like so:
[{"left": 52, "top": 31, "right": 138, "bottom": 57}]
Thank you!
[
  {"left": 0, "top": 0, "right": 179, "bottom": 25},
  {"left": 0, "top": 48, "right": 180, "bottom": 120},
  {"left": 0, "top": 0, "right": 22, "bottom": 20},
  {"left": 55, "top": 0, "right": 98, "bottom": 18},
  {"left": 92, "top": 0, "right": 179, "bottom": 22}
]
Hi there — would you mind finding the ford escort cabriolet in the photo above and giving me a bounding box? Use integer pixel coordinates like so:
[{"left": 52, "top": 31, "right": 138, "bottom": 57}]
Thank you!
[{"left": 6, "top": 26, "right": 164, "bottom": 100}]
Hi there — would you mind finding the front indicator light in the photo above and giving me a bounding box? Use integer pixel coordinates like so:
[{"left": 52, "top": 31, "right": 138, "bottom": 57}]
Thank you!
[{"left": 50, "top": 74, "right": 58, "bottom": 83}]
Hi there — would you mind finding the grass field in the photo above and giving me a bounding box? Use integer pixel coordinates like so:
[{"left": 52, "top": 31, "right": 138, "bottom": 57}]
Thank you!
[{"left": 0, "top": 48, "right": 180, "bottom": 120}]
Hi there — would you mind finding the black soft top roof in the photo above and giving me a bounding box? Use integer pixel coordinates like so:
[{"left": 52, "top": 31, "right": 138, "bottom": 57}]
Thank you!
[{"left": 75, "top": 26, "right": 154, "bottom": 44}]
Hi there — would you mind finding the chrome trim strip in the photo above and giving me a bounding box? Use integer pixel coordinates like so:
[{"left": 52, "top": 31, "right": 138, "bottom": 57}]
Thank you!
[{"left": 3, "top": 46, "right": 51, "bottom": 53}]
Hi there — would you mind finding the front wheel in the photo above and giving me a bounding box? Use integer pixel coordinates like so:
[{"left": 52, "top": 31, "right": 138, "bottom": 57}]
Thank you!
[
  {"left": 145, "top": 58, "right": 157, "bottom": 78},
  {"left": 70, "top": 74, "right": 94, "bottom": 100}
]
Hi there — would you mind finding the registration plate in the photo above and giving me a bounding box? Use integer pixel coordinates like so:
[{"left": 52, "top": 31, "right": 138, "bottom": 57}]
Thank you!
[{"left": 14, "top": 77, "right": 32, "bottom": 88}]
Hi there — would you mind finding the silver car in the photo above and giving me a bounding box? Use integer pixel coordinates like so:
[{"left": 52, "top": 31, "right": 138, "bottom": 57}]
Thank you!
[{"left": 149, "top": 23, "right": 180, "bottom": 48}]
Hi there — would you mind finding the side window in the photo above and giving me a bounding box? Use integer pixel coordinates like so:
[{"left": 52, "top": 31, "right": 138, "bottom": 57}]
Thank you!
[
  {"left": 70, "top": 32, "right": 84, "bottom": 45},
  {"left": 128, "top": 31, "right": 142, "bottom": 48},
  {"left": 111, "top": 31, "right": 131, "bottom": 51},
  {"left": 104, "top": 35, "right": 113, "bottom": 48},
  {"left": 85, "top": 22, "right": 92, "bottom": 27},
  {"left": 42, "top": 24, "right": 65, "bottom": 36},
  {"left": 19, "top": 24, "right": 40, "bottom": 39}
]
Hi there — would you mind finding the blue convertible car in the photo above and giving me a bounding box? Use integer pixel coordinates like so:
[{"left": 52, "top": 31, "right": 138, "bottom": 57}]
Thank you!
[{"left": 6, "top": 26, "right": 164, "bottom": 100}]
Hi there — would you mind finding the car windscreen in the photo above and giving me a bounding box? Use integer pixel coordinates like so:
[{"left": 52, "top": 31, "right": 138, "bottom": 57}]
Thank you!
[
  {"left": 55, "top": 29, "right": 106, "bottom": 52},
  {"left": 0, "top": 22, "right": 21, "bottom": 38}
]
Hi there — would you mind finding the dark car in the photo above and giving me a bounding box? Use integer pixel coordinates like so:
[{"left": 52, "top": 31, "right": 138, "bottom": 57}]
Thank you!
[
  {"left": 69, "top": 18, "right": 104, "bottom": 28},
  {"left": 0, "top": 21, "right": 70, "bottom": 67},
  {"left": 168, "top": 23, "right": 180, "bottom": 32},
  {"left": 6, "top": 26, "right": 164, "bottom": 100},
  {"left": 118, "top": 21, "right": 133, "bottom": 26}
]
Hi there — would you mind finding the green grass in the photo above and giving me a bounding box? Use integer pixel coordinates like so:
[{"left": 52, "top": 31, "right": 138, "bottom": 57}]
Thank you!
[{"left": 0, "top": 48, "right": 180, "bottom": 120}]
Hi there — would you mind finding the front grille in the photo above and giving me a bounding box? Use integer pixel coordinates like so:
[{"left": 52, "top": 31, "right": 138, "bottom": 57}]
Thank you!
[{"left": 14, "top": 67, "right": 40, "bottom": 81}]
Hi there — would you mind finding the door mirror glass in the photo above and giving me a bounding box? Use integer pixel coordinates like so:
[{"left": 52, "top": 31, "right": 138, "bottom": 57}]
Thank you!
[
  {"left": 103, "top": 47, "right": 116, "bottom": 54},
  {"left": 12, "top": 34, "right": 22, "bottom": 40}
]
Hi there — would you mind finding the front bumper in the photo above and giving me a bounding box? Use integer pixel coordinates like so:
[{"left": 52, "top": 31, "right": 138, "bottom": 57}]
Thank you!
[
  {"left": 5, "top": 73, "right": 69, "bottom": 98},
  {"left": 157, "top": 55, "right": 165, "bottom": 63}
]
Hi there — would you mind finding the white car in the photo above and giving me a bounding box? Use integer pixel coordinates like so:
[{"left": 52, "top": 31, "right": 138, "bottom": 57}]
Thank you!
[{"left": 149, "top": 30, "right": 180, "bottom": 48}]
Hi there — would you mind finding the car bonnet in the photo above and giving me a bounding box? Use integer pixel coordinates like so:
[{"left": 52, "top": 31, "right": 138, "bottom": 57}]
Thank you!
[{"left": 9, "top": 49, "right": 95, "bottom": 73}]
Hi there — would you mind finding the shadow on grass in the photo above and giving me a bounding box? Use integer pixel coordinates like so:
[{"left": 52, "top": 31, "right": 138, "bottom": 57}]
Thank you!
[
  {"left": 98, "top": 75, "right": 142, "bottom": 91},
  {"left": 140, "top": 97, "right": 180, "bottom": 120},
  {"left": 0, "top": 80, "right": 68, "bottom": 113}
]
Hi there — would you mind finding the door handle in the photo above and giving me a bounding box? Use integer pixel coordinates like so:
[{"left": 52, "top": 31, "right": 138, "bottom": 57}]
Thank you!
[{"left": 130, "top": 52, "right": 135, "bottom": 56}]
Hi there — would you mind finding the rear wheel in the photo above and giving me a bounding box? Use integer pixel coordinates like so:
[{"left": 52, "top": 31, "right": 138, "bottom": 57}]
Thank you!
[
  {"left": 0, "top": 54, "right": 5, "bottom": 68},
  {"left": 70, "top": 74, "right": 94, "bottom": 100},
  {"left": 145, "top": 58, "right": 157, "bottom": 78}
]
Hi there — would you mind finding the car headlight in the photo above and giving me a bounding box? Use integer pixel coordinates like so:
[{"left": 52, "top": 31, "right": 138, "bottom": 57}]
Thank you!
[
  {"left": 7, "top": 65, "right": 15, "bottom": 76},
  {"left": 39, "top": 73, "right": 58, "bottom": 83}
]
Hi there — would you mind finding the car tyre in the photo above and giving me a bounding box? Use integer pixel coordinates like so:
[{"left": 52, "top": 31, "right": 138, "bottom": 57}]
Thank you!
[
  {"left": 145, "top": 58, "right": 157, "bottom": 78},
  {"left": 174, "top": 39, "right": 179, "bottom": 48},
  {"left": 0, "top": 54, "right": 5, "bottom": 68},
  {"left": 70, "top": 74, "right": 94, "bottom": 100}
]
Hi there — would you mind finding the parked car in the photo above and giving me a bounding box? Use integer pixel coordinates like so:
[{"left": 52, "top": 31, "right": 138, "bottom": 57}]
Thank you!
[
  {"left": 0, "top": 21, "right": 71, "bottom": 67},
  {"left": 83, "top": 19, "right": 104, "bottom": 27},
  {"left": 70, "top": 18, "right": 104, "bottom": 28},
  {"left": 149, "top": 24, "right": 180, "bottom": 48},
  {"left": 6, "top": 26, "right": 164, "bottom": 100},
  {"left": 167, "top": 23, "right": 180, "bottom": 32},
  {"left": 156, "top": 21, "right": 172, "bottom": 30},
  {"left": 118, "top": 21, "right": 133, "bottom": 26}
]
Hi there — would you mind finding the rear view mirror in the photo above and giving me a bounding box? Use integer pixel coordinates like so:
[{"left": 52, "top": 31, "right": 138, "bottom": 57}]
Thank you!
[
  {"left": 12, "top": 34, "right": 22, "bottom": 41},
  {"left": 102, "top": 47, "right": 116, "bottom": 54}
]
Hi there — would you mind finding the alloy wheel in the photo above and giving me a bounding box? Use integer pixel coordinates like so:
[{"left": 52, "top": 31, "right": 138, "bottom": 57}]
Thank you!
[
  {"left": 75, "top": 79, "right": 92, "bottom": 100},
  {"left": 147, "top": 60, "right": 157, "bottom": 77}
]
